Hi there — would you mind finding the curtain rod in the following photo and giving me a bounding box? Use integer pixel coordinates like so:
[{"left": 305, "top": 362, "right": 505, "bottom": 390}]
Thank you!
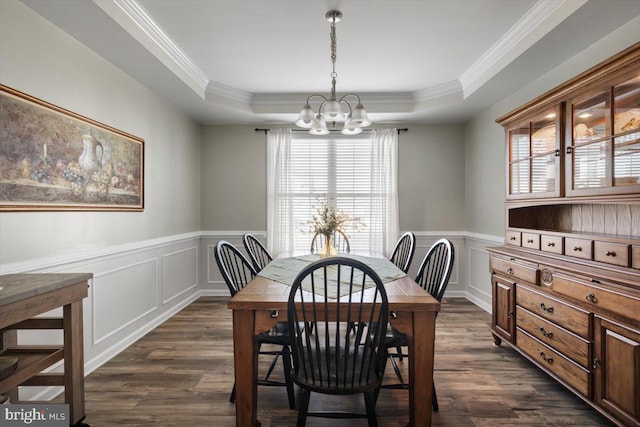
[{"left": 255, "top": 128, "right": 408, "bottom": 135}]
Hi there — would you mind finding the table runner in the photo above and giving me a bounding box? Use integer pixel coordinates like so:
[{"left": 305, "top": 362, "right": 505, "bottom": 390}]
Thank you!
[{"left": 257, "top": 254, "right": 406, "bottom": 299}]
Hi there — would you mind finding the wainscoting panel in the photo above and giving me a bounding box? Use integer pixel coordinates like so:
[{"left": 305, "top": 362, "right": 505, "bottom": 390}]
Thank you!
[
  {"left": 162, "top": 246, "right": 198, "bottom": 304},
  {"left": 92, "top": 258, "right": 157, "bottom": 344},
  {"left": 464, "top": 233, "right": 503, "bottom": 313}
]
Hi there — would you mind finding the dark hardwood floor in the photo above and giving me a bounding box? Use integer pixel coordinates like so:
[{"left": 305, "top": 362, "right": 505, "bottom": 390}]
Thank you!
[{"left": 75, "top": 297, "right": 612, "bottom": 426}]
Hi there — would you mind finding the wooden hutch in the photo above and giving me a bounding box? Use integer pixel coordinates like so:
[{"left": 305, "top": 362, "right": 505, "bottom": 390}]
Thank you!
[{"left": 488, "top": 42, "right": 640, "bottom": 427}]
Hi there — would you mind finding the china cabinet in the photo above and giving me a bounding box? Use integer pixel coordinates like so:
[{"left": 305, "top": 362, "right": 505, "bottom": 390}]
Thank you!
[{"left": 489, "top": 42, "right": 640, "bottom": 427}]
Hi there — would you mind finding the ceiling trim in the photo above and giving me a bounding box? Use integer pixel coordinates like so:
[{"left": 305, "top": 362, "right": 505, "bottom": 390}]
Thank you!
[
  {"left": 459, "top": 0, "right": 588, "bottom": 98},
  {"left": 91, "top": 0, "right": 588, "bottom": 118},
  {"left": 414, "top": 80, "right": 462, "bottom": 103},
  {"left": 93, "top": 0, "right": 209, "bottom": 97}
]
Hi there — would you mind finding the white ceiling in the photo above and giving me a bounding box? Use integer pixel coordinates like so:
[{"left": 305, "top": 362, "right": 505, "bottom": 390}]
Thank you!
[{"left": 21, "top": 0, "right": 640, "bottom": 125}]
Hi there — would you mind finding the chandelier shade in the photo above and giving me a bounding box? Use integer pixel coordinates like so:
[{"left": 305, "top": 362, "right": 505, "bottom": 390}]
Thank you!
[{"left": 294, "top": 10, "right": 371, "bottom": 135}]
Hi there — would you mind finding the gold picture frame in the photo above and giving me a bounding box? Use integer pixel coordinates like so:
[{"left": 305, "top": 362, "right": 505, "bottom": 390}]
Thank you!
[{"left": 0, "top": 84, "right": 144, "bottom": 211}]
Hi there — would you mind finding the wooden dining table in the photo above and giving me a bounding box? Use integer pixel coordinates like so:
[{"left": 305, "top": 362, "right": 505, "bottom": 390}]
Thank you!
[{"left": 227, "top": 254, "right": 441, "bottom": 426}]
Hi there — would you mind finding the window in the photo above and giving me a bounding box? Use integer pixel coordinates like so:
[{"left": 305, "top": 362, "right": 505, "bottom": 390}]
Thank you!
[{"left": 267, "top": 129, "right": 398, "bottom": 256}]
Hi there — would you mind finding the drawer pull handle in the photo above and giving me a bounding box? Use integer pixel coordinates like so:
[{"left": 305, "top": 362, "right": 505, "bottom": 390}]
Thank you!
[
  {"left": 507, "top": 268, "right": 514, "bottom": 275},
  {"left": 592, "top": 358, "right": 601, "bottom": 369},
  {"left": 510, "top": 236, "right": 516, "bottom": 241},
  {"left": 527, "top": 239, "right": 534, "bottom": 244},
  {"left": 605, "top": 251, "right": 616, "bottom": 257},
  {"left": 547, "top": 242, "right": 555, "bottom": 247},
  {"left": 270, "top": 310, "right": 279, "bottom": 318},
  {"left": 586, "top": 292, "right": 597, "bottom": 303},
  {"left": 539, "top": 327, "right": 554, "bottom": 338},
  {"left": 539, "top": 351, "right": 554, "bottom": 364},
  {"left": 573, "top": 246, "right": 582, "bottom": 252},
  {"left": 539, "top": 302, "right": 554, "bottom": 313}
]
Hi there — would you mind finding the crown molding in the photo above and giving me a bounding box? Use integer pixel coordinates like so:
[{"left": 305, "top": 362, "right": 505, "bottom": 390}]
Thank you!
[
  {"left": 205, "top": 80, "right": 253, "bottom": 105},
  {"left": 414, "top": 80, "right": 462, "bottom": 103},
  {"left": 459, "top": 0, "right": 587, "bottom": 98},
  {"left": 94, "top": 0, "right": 209, "bottom": 97}
]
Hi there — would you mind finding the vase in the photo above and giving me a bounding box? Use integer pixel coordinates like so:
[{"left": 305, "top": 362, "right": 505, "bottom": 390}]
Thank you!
[{"left": 319, "top": 234, "right": 338, "bottom": 258}]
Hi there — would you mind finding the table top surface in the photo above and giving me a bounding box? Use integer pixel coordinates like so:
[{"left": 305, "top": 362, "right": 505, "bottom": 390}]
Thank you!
[
  {"left": 228, "top": 255, "right": 440, "bottom": 312},
  {"left": 0, "top": 273, "right": 93, "bottom": 307}
]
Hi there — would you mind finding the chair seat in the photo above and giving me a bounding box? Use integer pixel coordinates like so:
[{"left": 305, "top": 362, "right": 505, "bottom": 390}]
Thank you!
[{"left": 293, "top": 346, "right": 382, "bottom": 394}]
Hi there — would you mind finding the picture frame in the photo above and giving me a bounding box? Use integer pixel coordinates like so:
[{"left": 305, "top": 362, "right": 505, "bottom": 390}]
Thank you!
[{"left": 0, "top": 84, "right": 144, "bottom": 211}]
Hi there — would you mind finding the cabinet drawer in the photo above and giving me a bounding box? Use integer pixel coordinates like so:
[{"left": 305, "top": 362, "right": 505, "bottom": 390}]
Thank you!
[
  {"left": 565, "top": 237, "right": 593, "bottom": 260},
  {"left": 490, "top": 255, "right": 538, "bottom": 284},
  {"left": 506, "top": 231, "right": 521, "bottom": 246},
  {"left": 541, "top": 235, "right": 563, "bottom": 255},
  {"left": 522, "top": 232, "right": 540, "bottom": 250},
  {"left": 594, "top": 241, "right": 630, "bottom": 267},
  {"left": 516, "top": 285, "right": 590, "bottom": 337},
  {"left": 516, "top": 328, "right": 591, "bottom": 397},
  {"left": 634, "top": 246, "right": 640, "bottom": 270},
  {"left": 552, "top": 272, "right": 640, "bottom": 322},
  {"left": 516, "top": 306, "right": 590, "bottom": 368}
]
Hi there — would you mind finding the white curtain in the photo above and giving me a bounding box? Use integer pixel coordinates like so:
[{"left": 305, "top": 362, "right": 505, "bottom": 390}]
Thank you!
[
  {"left": 370, "top": 128, "right": 399, "bottom": 255},
  {"left": 267, "top": 128, "right": 293, "bottom": 255}
]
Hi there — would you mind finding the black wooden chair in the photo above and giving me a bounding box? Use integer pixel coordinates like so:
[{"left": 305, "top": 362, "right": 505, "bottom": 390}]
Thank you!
[
  {"left": 214, "top": 240, "right": 295, "bottom": 409},
  {"left": 242, "top": 233, "right": 273, "bottom": 272},
  {"left": 287, "top": 257, "right": 389, "bottom": 426},
  {"left": 310, "top": 230, "right": 351, "bottom": 254},
  {"left": 388, "top": 232, "right": 416, "bottom": 274},
  {"left": 381, "top": 238, "right": 455, "bottom": 412}
]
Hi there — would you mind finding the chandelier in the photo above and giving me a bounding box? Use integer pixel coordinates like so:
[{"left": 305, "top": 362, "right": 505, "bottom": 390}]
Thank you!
[{"left": 295, "top": 10, "right": 371, "bottom": 135}]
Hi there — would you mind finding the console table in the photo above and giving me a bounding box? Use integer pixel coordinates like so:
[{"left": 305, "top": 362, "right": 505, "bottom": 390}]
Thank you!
[{"left": 0, "top": 273, "right": 91, "bottom": 426}]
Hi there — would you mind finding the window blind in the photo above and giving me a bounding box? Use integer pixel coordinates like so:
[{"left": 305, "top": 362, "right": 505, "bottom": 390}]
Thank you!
[{"left": 285, "top": 132, "right": 383, "bottom": 253}]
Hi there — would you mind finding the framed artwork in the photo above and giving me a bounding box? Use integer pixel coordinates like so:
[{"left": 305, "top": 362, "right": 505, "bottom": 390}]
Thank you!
[{"left": 0, "top": 84, "right": 144, "bottom": 211}]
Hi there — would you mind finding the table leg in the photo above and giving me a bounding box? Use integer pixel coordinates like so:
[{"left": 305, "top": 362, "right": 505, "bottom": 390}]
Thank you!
[
  {"left": 232, "top": 310, "right": 259, "bottom": 427},
  {"left": 408, "top": 311, "right": 436, "bottom": 427},
  {"left": 63, "top": 300, "right": 86, "bottom": 426}
]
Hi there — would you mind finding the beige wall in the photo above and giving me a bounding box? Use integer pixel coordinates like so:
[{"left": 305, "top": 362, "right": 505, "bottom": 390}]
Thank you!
[
  {"left": 464, "top": 15, "right": 640, "bottom": 237},
  {"left": 0, "top": 1, "right": 202, "bottom": 264},
  {"left": 200, "top": 124, "right": 467, "bottom": 232},
  {"left": 200, "top": 126, "right": 266, "bottom": 230}
]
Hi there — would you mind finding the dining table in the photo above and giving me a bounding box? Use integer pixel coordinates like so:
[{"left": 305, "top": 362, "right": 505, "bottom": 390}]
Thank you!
[{"left": 227, "top": 253, "right": 441, "bottom": 426}]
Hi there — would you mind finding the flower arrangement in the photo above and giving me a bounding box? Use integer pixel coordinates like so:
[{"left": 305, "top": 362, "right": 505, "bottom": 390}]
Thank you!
[{"left": 306, "top": 196, "right": 364, "bottom": 237}]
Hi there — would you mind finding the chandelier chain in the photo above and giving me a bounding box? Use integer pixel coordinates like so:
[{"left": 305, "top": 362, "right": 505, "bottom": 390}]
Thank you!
[{"left": 330, "top": 18, "right": 337, "bottom": 78}]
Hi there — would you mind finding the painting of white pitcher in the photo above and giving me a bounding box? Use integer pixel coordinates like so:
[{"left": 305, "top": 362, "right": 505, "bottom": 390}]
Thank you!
[{"left": 78, "top": 134, "right": 103, "bottom": 171}]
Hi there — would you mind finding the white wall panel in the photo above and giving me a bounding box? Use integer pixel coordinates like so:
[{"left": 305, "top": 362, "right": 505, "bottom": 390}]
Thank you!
[
  {"left": 92, "top": 258, "right": 157, "bottom": 344},
  {"left": 162, "top": 246, "right": 198, "bottom": 304}
]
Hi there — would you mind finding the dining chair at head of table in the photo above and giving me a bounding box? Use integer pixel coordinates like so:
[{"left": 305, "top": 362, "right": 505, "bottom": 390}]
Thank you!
[
  {"left": 242, "top": 233, "right": 273, "bottom": 272},
  {"left": 287, "top": 257, "right": 389, "bottom": 426},
  {"left": 381, "top": 238, "right": 455, "bottom": 412},
  {"left": 214, "top": 240, "right": 296, "bottom": 410},
  {"left": 310, "top": 230, "right": 351, "bottom": 254}
]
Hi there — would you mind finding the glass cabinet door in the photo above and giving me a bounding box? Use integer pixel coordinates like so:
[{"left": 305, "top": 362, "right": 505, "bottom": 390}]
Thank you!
[
  {"left": 567, "top": 73, "right": 640, "bottom": 195},
  {"left": 507, "top": 107, "right": 561, "bottom": 199},
  {"left": 613, "top": 74, "right": 640, "bottom": 187}
]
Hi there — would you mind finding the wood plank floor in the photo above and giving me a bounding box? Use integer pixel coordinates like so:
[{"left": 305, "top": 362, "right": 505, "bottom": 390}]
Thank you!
[{"left": 73, "top": 298, "right": 612, "bottom": 426}]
